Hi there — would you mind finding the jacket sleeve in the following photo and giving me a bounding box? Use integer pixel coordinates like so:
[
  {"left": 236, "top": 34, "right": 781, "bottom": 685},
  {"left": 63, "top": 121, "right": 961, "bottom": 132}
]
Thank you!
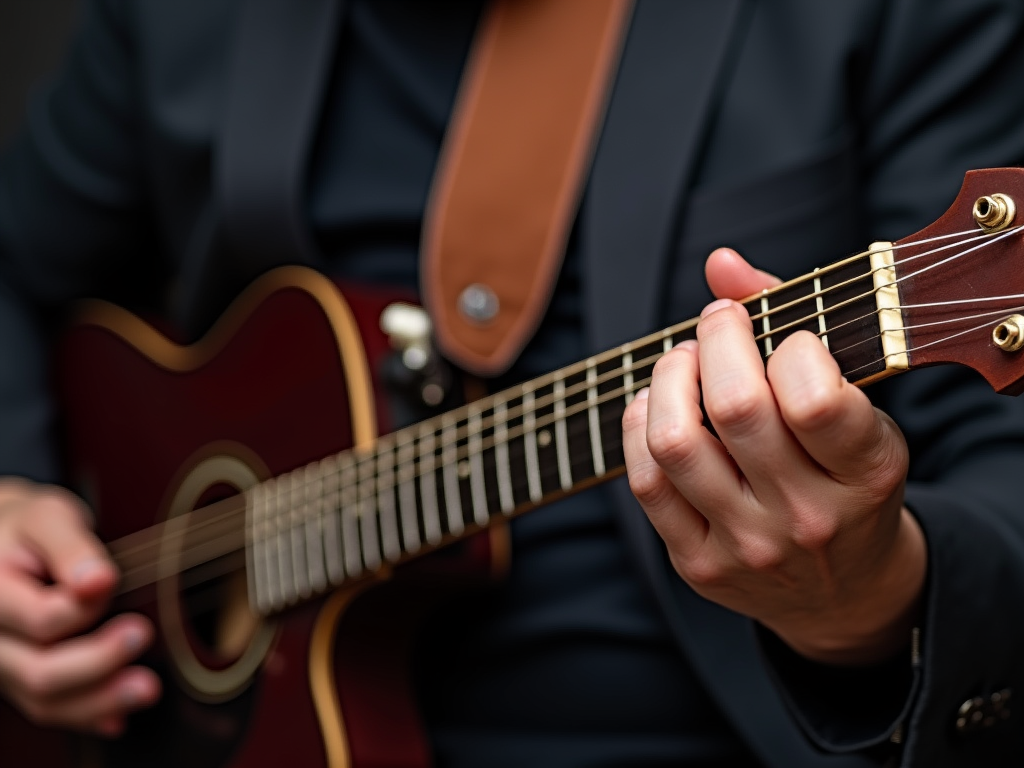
[
  {"left": 761, "top": 0, "right": 1024, "bottom": 765},
  {"left": 0, "top": 0, "right": 155, "bottom": 481}
]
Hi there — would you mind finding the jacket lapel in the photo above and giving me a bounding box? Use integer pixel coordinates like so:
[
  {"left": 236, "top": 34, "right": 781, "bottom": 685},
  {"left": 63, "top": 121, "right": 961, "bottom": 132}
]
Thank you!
[
  {"left": 217, "top": 0, "right": 343, "bottom": 274},
  {"left": 592, "top": 4, "right": 876, "bottom": 765},
  {"left": 583, "top": 0, "right": 744, "bottom": 350}
]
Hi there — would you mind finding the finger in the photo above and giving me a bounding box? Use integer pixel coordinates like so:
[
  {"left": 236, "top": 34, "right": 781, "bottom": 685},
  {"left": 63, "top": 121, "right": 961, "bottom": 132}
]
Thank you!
[
  {"left": 18, "top": 488, "right": 116, "bottom": 601},
  {"left": 705, "top": 247, "right": 781, "bottom": 301},
  {"left": 696, "top": 300, "right": 812, "bottom": 492},
  {"left": 623, "top": 343, "right": 719, "bottom": 554},
  {"left": 16, "top": 663, "right": 160, "bottom": 735},
  {"left": 767, "top": 331, "right": 908, "bottom": 484},
  {"left": 0, "top": 613, "right": 153, "bottom": 698},
  {"left": 0, "top": 565, "right": 108, "bottom": 642}
]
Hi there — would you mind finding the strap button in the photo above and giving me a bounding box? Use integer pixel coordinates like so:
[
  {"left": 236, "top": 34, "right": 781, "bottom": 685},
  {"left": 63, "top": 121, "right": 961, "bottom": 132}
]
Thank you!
[{"left": 458, "top": 284, "right": 500, "bottom": 324}]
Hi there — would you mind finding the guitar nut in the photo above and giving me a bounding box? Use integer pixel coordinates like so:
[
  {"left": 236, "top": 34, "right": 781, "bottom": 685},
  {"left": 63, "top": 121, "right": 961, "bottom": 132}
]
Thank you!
[
  {"left": 993, "top": 314, "right": 1024, "bottom": 352},
  {"left": 973, "top": 194, "right": 1016, "bottom": 233}
]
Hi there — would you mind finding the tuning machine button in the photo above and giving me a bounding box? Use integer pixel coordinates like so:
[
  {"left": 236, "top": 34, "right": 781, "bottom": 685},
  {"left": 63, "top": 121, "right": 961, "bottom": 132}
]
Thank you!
[
  {"left": 973, "top": 193, "right": 1016, "bottom": 233},
  {"left": 380, "top": 303, "right": 453, "bottom": 410},
  {"left": 993, "top": 314, "right": 1024, "bottom": 352}
]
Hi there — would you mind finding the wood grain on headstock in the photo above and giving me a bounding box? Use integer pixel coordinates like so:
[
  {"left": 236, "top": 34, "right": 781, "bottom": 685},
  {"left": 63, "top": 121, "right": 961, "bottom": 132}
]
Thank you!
[{"left": 896, "top": 167, "right": 1024, "bottom": 394}]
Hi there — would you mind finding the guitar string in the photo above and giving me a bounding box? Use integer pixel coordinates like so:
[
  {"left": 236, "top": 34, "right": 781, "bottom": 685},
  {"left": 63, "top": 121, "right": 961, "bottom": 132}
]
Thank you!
[
  {"left": 109, "top": 226, "right": 1024, "bottom": 589},
  {"left": 813, "top": 300, "right": 1024, "bottom": 362},
  {"left": 109, "top": 226, "right": 1022, "bottom": 579},
  {"left": 118, "top": 220, "right": 1019, "bottom": 568},
  {"left": 746, "top": 227, "right": 1015, "bottom": 328},
  {"left": 116, "top": 288, "right": 1024, "bottom": 595},
  {"left": 132, "top": 221, "right": 1024, "bottom": 553},
  {"left": 750, "top": 225, "right": 1023, "bottom": 343}
]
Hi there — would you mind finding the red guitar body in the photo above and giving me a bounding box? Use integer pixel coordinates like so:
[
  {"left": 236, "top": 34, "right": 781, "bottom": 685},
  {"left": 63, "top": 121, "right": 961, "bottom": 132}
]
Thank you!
[{"left": 3, "top": 267, "right": 489, "bottom": 768}]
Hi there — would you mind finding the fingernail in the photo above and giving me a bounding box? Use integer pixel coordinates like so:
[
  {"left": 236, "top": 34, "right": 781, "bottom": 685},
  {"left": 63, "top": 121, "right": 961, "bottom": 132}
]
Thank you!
[
  {"left": 700, "top": 299, "right": 734, "bottom": 318},
  {"left": 120, "top": 678, "right": 152, "bottom": 707},
  {"left": 124, "top": 626, "right": 146, "bottom": 653},
  {"left": 119, "top": 683, "right": 139, "bottom": 707},
  {"left": 634, "top": 387, "right": 650, "bottom": 401},
  {"left": 72, "top": 558, "right": 106, "bottom": 585}
]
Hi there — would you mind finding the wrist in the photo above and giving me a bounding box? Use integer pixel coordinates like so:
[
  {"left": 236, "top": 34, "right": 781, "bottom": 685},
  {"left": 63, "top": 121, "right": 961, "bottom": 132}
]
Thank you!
[{"left": 771, "top": 506, "right": 927, "bottom": 666}]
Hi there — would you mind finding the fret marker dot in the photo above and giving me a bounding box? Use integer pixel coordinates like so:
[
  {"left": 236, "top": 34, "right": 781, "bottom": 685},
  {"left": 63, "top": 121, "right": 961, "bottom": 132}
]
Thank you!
[{"left": 538, "top": 430, "right": 552, "bottom": 448}]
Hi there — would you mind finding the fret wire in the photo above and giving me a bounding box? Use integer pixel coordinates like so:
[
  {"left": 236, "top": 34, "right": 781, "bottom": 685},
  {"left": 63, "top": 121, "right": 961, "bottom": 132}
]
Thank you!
[
  {"left": 142, "top": 231, "right": 1024, "bottom": 581},
  {"left": 304, "top": 463, "right": 327, "bottom": 594},
  {"left": 358, "top": 448, "right": 382, "bottom": 572},
  {"left": 494, "top": 399, "right": 515, "bottom": 513},
  {"left": 246, "top": 484, "right": 270, "bottom": 613},
  {"left": 340, "top": 452, "right": 362, "bottom": 578},
  {"left": 125, "top": 330, "right": 946, "bottom": 596},
  {"left": 553, "top": 376, "right": 572, "bottom": 491},
  {"left": 467, "top": 407, "right": 489, "bottom": 526},
  {"left": 376, "top": 440, "right": 401, "bottom": 563},
  {"left": 440, "top": 415, "right": 464, "bottom": 536},
  {"left": 744, "top": 229, "right": 1003, "bottom": 326},
  {"left": 523, "top": 387, "right": 543, "bottom": 502},
  {"left": 622, "top": 350, "right": 635, "bottom": 406},
  {"left": 320, "top": 454, "right": 345, "bottom": 584},
  {"left": 749, "top": 269, "right": 875, "bottom": 345},
  {"left": 112, "top": 227, "right": 1024, "bottom": 589},
  {"left": 125, "top": 287, "right": 980, "bottom": 596},
  {"left": 760, "top": 294, "right": 773, "bottom": 357},
  {"left": 270, "top": 477, "right": 292, "bottom": 607},
  {"left": 396, "top": 436, "right": 420, "bottom": 553},
  {"left": 814, "top": 270, "right": 828, "bottom": 350},
  {"left": 287, "top": 470, "right": 310, "bottom": 600},
  {"left": 748, "top": 228, "right": 1019, "bottom": 336},
  {"left": 418, "top": 424, "right": 442, "bottom": 545},
  {"left": 586, "top": 360, "right": 606, "bottom": 477}
]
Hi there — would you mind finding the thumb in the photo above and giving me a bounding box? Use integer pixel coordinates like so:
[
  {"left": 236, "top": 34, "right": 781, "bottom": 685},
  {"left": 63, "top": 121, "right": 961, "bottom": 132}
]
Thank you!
[
  {"left": 704, "top": 247, "right": 781, "bottom": 301},
  {"left": 13, "top": 485, "right": 116, "bottom": 601}
]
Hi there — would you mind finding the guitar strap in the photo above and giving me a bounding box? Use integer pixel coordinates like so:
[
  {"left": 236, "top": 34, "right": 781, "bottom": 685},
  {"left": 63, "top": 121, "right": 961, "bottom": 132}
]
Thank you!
[{"left": 421, "top": 0, "right": 634, "bottom": 376}]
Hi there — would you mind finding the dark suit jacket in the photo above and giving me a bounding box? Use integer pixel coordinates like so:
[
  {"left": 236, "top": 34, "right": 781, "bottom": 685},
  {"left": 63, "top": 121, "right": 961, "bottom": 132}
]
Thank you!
[{"left": 2, "top": 1, "right": 1024, "bottom": 766}]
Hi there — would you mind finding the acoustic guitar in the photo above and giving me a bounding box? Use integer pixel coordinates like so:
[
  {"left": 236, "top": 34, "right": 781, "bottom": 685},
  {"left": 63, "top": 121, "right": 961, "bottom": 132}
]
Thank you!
[{"left": 5, "top": 167, "right": 1024, "bottom": 766}]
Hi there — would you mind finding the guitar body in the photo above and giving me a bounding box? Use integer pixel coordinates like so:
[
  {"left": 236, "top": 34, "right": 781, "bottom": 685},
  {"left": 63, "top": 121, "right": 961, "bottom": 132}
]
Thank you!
[
  {"left": 8, "top": 267, "right": 480, "bottom": 768},
  {"left": 6, "top": 167, "right": 1024, "bottom": 768}
]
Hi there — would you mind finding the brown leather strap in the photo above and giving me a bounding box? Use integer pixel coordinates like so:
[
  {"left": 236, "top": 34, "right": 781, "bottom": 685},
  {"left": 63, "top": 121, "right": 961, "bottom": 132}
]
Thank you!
[{"left": 422, "top": 0, "right": 634, "bottom": 375}]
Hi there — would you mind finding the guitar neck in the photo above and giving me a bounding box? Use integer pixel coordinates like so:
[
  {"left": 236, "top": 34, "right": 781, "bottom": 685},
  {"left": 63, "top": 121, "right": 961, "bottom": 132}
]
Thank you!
[{"left": 236, "top": 244, "right": 899, "bottom": 615}]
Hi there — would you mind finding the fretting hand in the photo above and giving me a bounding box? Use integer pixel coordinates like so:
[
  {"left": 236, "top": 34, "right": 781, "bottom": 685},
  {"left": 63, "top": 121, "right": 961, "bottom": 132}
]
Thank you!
[
  {"left": 0, "top": 478, "right": 160, "bottom": 735},
  {"left": 622, "top": 248, "right": 927, "bottom": 665}
]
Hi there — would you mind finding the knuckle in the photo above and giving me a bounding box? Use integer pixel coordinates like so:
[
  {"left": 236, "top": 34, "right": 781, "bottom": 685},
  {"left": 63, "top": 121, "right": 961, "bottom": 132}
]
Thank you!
[
  {"left": 783, "top": 382, "right": 842, "bottom": 433},
  {"left": 790, "top": 512, "right": 840, "bottom": 552},
  {"left": 679, "top": 553, "right": 726, "bottom": 589},
  {"left": 646, "top": 418, "right": 699, "bottom": 468},
  {"left": 626, "top": 461, "right": 671, "bottom": 509},
  {"left": 705, "top": 383, "right": 766, "bottom": 433},
  {"left": 22, "top": 609, "right": 65, "bottom": 645},
  {"left": 734, "top": 536, "right": 785, "bottom": 573}
]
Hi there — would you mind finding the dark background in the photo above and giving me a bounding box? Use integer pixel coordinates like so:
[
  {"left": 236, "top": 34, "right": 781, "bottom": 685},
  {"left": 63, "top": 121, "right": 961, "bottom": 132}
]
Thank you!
[{"left": 0, "top": 0, "right": 79, "bottom": 148}]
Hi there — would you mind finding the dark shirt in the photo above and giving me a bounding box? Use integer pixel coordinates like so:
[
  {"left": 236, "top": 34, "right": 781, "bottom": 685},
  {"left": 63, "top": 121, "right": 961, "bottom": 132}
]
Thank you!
[{"left": 308, "top": 2, "right": 758, "bottom": 765}]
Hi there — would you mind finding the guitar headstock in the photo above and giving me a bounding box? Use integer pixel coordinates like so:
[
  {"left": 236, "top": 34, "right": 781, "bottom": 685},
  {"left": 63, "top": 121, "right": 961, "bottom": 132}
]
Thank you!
[{"left": 895, "top": 167, "right": 1024, "bottom": 394}]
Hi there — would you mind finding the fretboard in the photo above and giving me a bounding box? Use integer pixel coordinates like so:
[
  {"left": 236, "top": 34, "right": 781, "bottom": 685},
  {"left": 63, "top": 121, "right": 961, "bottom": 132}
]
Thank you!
[{"left": 239, "top": 247, "right": 894, "bottom": 615}]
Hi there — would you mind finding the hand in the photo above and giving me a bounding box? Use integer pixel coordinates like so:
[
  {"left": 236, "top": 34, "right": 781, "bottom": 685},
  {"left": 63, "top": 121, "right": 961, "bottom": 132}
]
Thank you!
[
  {"left": 622, "top": 248, "right": 927, "bottom": 665},
  {"left": 0, "top": 478, "right": 160, "bottom": 735}
]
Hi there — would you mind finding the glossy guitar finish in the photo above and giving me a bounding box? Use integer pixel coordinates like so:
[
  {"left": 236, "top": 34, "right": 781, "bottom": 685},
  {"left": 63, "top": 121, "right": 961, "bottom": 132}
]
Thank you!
[
  {"left": 13, "top": 268, "right": 439, "bottom": 768},
  {"left": 5, "top": 168, "right": 1024, "bottom": 767}
]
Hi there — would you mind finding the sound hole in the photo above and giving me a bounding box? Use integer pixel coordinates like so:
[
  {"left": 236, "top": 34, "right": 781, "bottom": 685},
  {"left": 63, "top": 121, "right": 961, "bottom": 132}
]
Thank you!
[{"left": 180, "top": 483, "right": 256, "bottom": 669}]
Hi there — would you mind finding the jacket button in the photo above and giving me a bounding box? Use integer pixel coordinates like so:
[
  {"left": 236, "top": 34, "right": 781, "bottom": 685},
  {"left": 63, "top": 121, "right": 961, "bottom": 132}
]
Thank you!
[{"left": 956, "top": 689, "right": 1012, "bottom": 734}]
